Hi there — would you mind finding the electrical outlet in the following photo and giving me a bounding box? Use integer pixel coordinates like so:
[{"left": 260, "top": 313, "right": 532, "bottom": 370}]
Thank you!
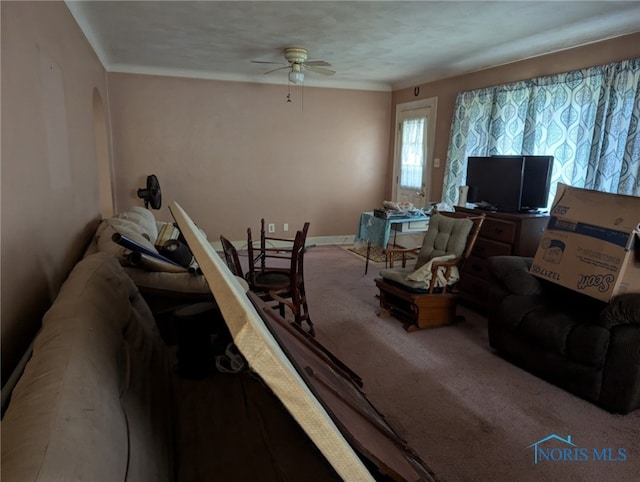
[
  {"left": 268, "top": 223, "right": 276, "bottom": 233},
  {"left": 283, "top": 223, "right": 289, "bottom": 232},
  {"left": 434, "top": 158, "right": 441, "bottom": 168}
]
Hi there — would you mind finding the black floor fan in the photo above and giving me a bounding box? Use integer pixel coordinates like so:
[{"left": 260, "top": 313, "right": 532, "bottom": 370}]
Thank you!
[{"left": 137, "top": 174, "right": 162, "bottom": 209}]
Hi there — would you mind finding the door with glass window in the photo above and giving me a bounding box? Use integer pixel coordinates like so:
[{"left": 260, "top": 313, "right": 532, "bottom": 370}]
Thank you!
[{"left": 394, "top": 107, "right": 430, "bottom": 208}]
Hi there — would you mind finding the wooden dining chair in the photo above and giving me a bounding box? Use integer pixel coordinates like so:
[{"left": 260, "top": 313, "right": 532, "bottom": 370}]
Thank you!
[
  {"left": 267, "top": 228, "right": 314, "bottom": 337},
  {"left": 219, "top": 235, "right": 244, "bottom": 278},
  {"left": 247, "top": 223, "right": 314, "bottom": 336},
  {"left": 252, "top": 219, "right": 310, "bottom": 273},
  {"left": 220, "top": 233, "right": 290, "bottom": 302}
]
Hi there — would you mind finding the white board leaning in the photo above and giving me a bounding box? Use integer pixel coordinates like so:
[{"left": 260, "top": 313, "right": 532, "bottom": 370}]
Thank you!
[{"left": 169, "top": 201, "right": 375, "bottom": 482}]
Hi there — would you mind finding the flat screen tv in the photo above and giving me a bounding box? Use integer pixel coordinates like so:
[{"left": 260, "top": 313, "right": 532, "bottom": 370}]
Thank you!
[
  {"left": 521, "top": 155, "right": 553, "bottom": 211},
  {"left": 465, "top": 155, "right": 553, "bottom": 212},
  {"left": 466, "top": 156, "right": 524, "bottom": 212}
]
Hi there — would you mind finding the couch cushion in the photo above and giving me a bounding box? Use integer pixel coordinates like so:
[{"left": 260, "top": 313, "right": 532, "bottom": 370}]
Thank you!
[
  {"left": 1, "top": 254, "right": 131, "bottom": 481},
  {"left": 1, "top": 253, "right": 174, "bottom": 482},
  {"left": 91, "top": 206, "right": 160, "bottom": 265},
  {"left": 494, "top": 294, "right": 549, "bottom": 330},
  {"left": 96, "top": 220, "right": 160, "bottom": 265},
  {"left": 118, "top": 277, "right": 175, "bottom": 482},
  {"left": 566, "top": 323, "right": 610, "bottom": 368},
  {"left": 519, "top": 307, "right": 577, "bottom": 356},
  {"left": 507, "top": 297, "right": 610, "bottom": 369},
  {"left": 124, "top": 267, "right": 211, "bottom": 296}
]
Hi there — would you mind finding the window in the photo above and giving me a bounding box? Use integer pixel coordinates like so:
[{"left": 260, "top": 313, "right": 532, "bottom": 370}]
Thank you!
[
  {"left": 442, "top": 58, "right": 640, "bottom": 207},
  {"left": 399, "top": 116, "right": 426, "bottom": 189}
]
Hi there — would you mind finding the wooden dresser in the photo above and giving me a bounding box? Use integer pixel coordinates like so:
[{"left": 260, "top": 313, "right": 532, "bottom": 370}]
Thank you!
[{"left": 454, "top": 206, "right": 549, "bottom": 310}]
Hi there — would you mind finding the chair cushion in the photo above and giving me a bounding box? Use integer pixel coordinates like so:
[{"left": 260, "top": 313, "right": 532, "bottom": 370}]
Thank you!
[
  {"left": 415, "top": 214, "right": 472, "bottom": 268},
  {"left": 379, "top": 267, "right": 430, "bottom": 292}
]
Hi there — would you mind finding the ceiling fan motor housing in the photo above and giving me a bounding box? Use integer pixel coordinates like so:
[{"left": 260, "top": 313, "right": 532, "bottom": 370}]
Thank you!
[{"left": 284, "top": 47, "right": 308, "bottom": 64}]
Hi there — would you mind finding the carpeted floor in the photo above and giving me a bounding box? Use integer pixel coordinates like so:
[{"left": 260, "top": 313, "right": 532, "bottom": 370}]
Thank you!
[
  {"left": 344, "top": 244, "right": 416, "bottom": 263},
  {"left": 301, "top": 245, "right": 640, "bottom": 482}
]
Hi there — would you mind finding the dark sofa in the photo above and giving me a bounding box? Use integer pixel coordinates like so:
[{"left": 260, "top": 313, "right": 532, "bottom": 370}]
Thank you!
[{"left": 487, "top": 255, "right": 640, "bottom": 414}]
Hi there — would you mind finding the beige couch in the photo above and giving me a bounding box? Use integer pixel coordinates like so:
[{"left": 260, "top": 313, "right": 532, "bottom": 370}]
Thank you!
[
  {"left": 1, "top": 253, "right": 176, "bottom": 481},
  {"left": 0, "top": 213, "right": 347, "bottom": 481},
  {"left": 0, "top": 252, "right": 342, "bottom": 481},
  {"left": 1, "top": 208, "right": 210, "bottom": 481}
]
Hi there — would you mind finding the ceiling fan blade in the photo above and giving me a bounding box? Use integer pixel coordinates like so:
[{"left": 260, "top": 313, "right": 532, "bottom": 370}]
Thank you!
[
  {"left": 263, "top": 65, "right": 290, "bottom": 75},
  {"left": 304, "top": 65, "right": 336, "bottom": 76},
  {"left": 305, "top": 60, "right": 332, "bottom": 67},
  {"left": 251, "top": 60, "right": 286, "bottom": 65}
]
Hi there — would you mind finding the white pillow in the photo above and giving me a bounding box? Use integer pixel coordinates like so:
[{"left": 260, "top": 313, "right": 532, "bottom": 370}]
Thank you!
[
  {"left": 96, "top": 221, "right": 159, "bottom": 266},
  {"left": 116, "top": 206, "right": 158, "bottom": 242}
]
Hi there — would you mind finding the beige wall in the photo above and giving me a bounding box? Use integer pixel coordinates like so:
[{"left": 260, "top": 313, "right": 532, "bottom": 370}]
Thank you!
[
  {"left": 389, "top": 32, "right": 640, "bottom": 202},
  {"left": 107, "top": 73, "right": 391, "bottom": 242},
  {"left": 1, "top": 2, "right": 109, "bottom": 383}
]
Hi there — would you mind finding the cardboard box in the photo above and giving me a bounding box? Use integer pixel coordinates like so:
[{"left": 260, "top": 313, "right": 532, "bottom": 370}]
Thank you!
[{"left": 530, "top": 183, "right": 640, "bottom": 302}]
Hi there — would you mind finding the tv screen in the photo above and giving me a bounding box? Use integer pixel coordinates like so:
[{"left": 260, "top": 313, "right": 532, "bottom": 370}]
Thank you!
[
  {"left": 466, "top": 156, "right": 524, "bottom": 212},
  {"left": 521, "top": 155, "right": 553, "bottom": 211}
]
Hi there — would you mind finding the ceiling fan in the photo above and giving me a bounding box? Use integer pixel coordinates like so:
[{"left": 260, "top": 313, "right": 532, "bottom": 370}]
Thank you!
[{"left": 252, "top": 47, "right": 335, "bottom": 84}]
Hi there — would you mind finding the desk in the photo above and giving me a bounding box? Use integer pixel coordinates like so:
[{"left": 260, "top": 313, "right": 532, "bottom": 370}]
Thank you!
[{"left": 355, "top": 211, "right": 430, "bottom": 273}]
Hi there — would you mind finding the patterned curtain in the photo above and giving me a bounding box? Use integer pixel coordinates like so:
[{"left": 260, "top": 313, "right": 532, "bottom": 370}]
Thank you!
[
  {"left": 441, "top": 88, "right": 494, "bottom": 205},
  {"left": 442, "top": 58, "right": 640, "bottom": 206}
]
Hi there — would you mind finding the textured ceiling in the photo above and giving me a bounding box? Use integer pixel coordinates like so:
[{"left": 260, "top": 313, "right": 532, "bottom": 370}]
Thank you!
[{"left": 66, "top": 1, "right": 640, "bottom": 91}]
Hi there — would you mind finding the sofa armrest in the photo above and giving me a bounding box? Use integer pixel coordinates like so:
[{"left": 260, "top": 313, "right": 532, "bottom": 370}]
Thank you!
[
  {"left": 488, "top": 256, "right": 544, "bottom": 296},
  {"left": 599, "top": 294, "right": 640, "bottom": 327},
  {"left": 599, "top": 295, "right": 640, "bottom": 413}
]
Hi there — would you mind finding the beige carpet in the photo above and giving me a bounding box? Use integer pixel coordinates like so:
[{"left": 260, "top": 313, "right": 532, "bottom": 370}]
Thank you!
[
  {"left": 345, "top": 244, "right": 415, "bottom": 264},
  {"left": 301, "top": 245, "right": 640, "bottom": 482}
]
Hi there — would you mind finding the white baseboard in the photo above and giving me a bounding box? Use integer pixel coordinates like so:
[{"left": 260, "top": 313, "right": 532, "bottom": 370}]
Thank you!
[
  {"left": 209, "top": 234, "right": 355, "bottom": 252},
  {"left": 306, "top": 234, "right": 356, "bottom": 247}
]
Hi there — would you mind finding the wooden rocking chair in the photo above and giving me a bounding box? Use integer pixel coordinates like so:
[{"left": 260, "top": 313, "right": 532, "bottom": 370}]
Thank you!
[{"left": 374, "top": 211, "right": 485, "bottom": 332}]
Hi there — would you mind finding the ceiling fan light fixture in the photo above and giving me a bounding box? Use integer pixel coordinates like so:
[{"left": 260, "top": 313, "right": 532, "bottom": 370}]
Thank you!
[{"left": 288, "top": 70, "right": 304, "bottom": 84}]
